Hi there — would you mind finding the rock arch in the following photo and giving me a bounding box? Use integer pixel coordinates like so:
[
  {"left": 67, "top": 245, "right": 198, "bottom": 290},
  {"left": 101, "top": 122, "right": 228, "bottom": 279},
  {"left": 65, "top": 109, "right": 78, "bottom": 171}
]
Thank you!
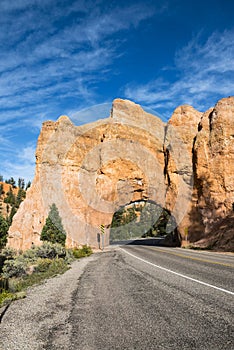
[
  {"left": 7, "top": 97, "right": 234, "bottom": 250},
  {"left": 8, "top": 99, "right": 167, "bottom": 249},
  {"left": 109, "top": 199, "right": 179, "bottom": 244}
]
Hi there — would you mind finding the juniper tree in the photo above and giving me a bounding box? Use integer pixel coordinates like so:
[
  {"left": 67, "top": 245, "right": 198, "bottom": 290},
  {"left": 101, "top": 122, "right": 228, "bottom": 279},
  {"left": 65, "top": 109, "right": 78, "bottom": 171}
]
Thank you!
[
  {"left": 8, "top": 206, "right": 17, "bottom": 226},
  {"left": 0, "top": 214, "right": 8, "bottom": 249},
  {"left": 4, "top": 187, "right": 16, "bottom": 206},
  {"left": 16, "top": 188, "right": 26, "bottom": 208},
  {"left": 0, "top": 184, "right": 4, "bottom": 196},
  {"left": 41, "top": 203, "right": 66, "bottom": 246},
  {"left": 6, "top": 177, "right": 16, "bottom": 188},
  {"left": 25, "top": 181, "right": 31, "bottom": 190},
  {"left": 18, "top": 178, "right": 25, "bottom": 189}
]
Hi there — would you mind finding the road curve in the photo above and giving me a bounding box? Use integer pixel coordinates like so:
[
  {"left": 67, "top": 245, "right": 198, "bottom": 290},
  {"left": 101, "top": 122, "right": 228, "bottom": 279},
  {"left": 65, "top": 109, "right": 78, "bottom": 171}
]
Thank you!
[{"left": 0, "top": 245, "right": 233, "bottom": 349}]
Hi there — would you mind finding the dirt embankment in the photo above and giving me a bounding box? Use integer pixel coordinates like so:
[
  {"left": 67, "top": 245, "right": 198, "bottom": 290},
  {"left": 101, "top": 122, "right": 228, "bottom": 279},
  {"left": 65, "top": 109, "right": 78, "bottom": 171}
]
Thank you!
[{"left": 193, "top": 213, "right": 234, "bottom": 252}]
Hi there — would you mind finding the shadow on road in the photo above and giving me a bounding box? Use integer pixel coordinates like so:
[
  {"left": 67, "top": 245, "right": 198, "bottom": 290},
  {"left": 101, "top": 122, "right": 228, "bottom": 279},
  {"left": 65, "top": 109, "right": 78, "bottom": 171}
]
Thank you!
[
  {"left": 127, "top": 237, "right": 166, "bottom": 246},
  {"left": 110, "top": 237, "right": 177, "bottom": 247}
]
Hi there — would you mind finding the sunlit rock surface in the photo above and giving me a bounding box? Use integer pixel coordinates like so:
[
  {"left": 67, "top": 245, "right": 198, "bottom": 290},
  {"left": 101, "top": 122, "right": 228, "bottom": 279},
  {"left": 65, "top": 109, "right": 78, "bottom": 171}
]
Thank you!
[{"left": 7, "top": 97, "right": 234, "bottom": 250}]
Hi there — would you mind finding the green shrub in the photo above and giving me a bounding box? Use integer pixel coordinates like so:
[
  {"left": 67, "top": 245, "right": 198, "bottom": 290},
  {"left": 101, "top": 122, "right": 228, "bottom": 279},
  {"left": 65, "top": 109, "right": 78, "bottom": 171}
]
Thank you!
[
  {"left": 0, "top": 247, "right": 17, "bottom": 260},
  {"left": 41, "top": 203, "right": 66, "bottom": 246},
  {"left": 64, "top": 249, "right": 75, "bottom": 264},
  {"left": 0, "top": 289, "right": 26, "bottom": 307},
  {"left": 48, "top": 258, "right": 68, "bottom": 273},
  {"left": 72, "top": 248, "right": 82, "bottom": 259},
  {"left": 2, "top": 257, "right": 28, "bottom": 278},
  {"left": 35, "top": 242, "right": 66, "bottom": 259},
  {"left": 0, "top": 290, "right": 15, "bottom": 306},
  {"left": 7, "top": 258, "right": 69, "bottom": 293},
  {"left": 34, "top": 258, "right": 53, "bottom": 272},
  {"left": 0, "top": 214, "right": 9, "bottom": 250},
  {"left": 81, "top": 244, "right": 93, "bottom": 255},
  {"left": 1, "top": 243, "right": 92, "bottom": 303},
  {"left": 0, "top": 247, "right": 17, "bottom": 272},
  {"left": 22, "top": 248, "right": 38, "bottom": 262},
  {"left": 72, "top": 245, "right": 93, "bottom": 259},
  {"left": 0, "top": 276, "right": 9, "bottom": 295}
]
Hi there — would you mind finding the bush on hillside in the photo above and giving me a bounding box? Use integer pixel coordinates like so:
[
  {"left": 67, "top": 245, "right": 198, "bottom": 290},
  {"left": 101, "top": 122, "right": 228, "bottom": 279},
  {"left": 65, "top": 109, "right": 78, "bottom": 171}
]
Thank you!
[
  {"left": 34, "top": 258, "right": 53, "bottom": 272},
  {"left": 0, "top": 247, "right": 17, "bottom": 274},
  {"left": 72, "top": 245, "right": 93, "bottom": 259},
  {"left": 35, "top": 242, "right": 66, "bottom": 259},
  {"left": 2, "top": 257, "right": 28, "bottom": 278}
]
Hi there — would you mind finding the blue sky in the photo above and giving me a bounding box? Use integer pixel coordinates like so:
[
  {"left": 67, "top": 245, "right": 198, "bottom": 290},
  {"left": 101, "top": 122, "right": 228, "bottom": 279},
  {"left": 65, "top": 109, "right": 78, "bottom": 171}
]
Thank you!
[{"left": 0, "top": 0, "right": 233, "bottom": 182}]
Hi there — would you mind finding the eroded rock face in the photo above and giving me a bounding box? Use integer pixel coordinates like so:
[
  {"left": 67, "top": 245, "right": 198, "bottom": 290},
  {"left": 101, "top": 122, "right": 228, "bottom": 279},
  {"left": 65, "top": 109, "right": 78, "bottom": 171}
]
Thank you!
[
  {"left": 8, "top": 99, "right": 166, "bottom": 250},
  {"left": 164, "top": 105, "right": 203, "bottom": 239},
  {"left": 194, "top": 97, "right": 234, "bottom": 235},
  {"left": 7, "top": 97, "right": 234, "bottom": 250}
]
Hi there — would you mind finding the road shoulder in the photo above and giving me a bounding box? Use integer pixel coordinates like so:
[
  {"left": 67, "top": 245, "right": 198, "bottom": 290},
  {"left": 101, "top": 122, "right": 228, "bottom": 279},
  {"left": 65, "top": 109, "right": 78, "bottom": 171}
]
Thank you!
[{"left": 0, "top": 253, "right": 99, "bottom": 350}]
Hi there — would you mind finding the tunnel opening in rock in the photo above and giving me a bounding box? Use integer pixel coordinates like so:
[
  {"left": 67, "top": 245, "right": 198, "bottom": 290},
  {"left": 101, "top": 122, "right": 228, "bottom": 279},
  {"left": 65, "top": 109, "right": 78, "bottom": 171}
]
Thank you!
[{"left": 109, "top": 200, "right": 180, "bottom": 246}]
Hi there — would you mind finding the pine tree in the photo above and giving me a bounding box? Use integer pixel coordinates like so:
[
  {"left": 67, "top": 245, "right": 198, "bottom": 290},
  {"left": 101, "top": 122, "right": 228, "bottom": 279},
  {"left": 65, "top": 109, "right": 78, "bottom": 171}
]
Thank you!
[
  {"left": 4, "top": 187, "right": 16, "bottom": 206},
  {"left": 18, "top": 178, "right": 25, "bottom": 189},
  {"left": 41, "top": 204, "right": 66, "bottom": 246},
  {"left": 25, "top": 181, "right": 31, "bottom": 190},
  {"left": 8, "top": 206, "right": 17, "bottom": 226},
  {"left": 0, "top": 214, "right": 9, "bottom": 249},
  {"left": 0, "top": 184, "right": 4, "bottom": 196},
  {"left": 16, "top": 188, "right": 26, "bottom": 208},
  {"left": 5, "top": 177, "right": 16, "bottom": 188}
]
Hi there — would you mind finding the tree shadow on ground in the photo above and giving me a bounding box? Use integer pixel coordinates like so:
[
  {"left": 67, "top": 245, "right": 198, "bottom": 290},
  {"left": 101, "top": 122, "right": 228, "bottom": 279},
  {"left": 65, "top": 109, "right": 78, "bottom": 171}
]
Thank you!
[{"left": 111, "top": 231, "right": 181, "bottom": 247}]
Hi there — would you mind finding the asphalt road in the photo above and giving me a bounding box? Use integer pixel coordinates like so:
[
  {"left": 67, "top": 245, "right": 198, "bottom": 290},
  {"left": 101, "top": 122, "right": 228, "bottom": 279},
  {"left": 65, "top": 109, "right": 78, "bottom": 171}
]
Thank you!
[
  {"left": 1, "top": 244, "right": 233, "bottom": 349},
  {"left": 68, "top": 245, "right": 234, "bottom": 350}
]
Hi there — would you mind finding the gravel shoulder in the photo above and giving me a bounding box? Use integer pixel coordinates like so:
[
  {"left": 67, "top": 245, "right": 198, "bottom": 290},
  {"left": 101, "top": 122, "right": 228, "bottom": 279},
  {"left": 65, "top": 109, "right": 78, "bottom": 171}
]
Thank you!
[{"left": 0, "top": 253, "right": 99, "bottom": 350}]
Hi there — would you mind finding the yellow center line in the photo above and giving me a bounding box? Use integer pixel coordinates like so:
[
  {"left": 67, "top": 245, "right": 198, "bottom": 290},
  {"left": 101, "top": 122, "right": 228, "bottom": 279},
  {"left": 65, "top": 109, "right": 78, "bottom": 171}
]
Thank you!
[{"left": 145, "top": 246, "right": 234, "bottom": 268}]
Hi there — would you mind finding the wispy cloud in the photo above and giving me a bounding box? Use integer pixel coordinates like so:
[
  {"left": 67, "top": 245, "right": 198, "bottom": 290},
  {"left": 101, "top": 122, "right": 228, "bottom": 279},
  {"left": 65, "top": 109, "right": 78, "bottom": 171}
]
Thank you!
[
  {"left": 124, "top": 29, "right": 234, "bottom": 118},
  {"left": 69, "top": 102, "right": 112, "bottom": 125},
  {"left": 0, "top": 0, "right": 159, "bottom": 180},
  {"left": 0, "top": 0, "right": 155, "bottom": 118},
  {"left": 0, "top": 142, "right": 36, "bottom": 182}
]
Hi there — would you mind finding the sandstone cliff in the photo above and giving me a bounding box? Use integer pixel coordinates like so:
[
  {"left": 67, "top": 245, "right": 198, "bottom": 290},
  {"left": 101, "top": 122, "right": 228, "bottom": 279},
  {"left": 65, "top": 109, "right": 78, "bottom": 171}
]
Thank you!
[
  {"left": 194, "top": 97, "right": 234, "bottom": 235},
  {"left": 7, "top": 97, "right": 234, "bottom": 251},
  {"left": 0, "top": 182, "right": 25, "bottom": 220},
  {"left": 8, "top": 99, "right": 166, "bottom": 250},
  {"left": 164, "top": 105, "right": 203, "bottom": 240}
]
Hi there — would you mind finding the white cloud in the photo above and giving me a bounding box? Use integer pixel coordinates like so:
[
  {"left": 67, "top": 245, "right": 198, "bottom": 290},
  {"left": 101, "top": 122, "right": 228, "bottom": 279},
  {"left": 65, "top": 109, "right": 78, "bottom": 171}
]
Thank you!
[
  {"left": 69, "top": 102, "right": 112, "bottom": 125},
  {"left": 0, "top": 1, "right": 165, "bottom": 180},
  {"left": 0, "top": 1, "right": 155, "bottom": 118},
  {"left": 1, "top": 144, "right": 36, "bottom": 183},
  {"left": 0, "top": 0, "right": 43, "bottom": 12},
  {"left": 18, "top": 145, "right": 36, "bottom": 163},
  {"left": 124, "top": 29, "right": 234, "bottom": 117},
  {"left": 175, "top": 30, "right": 234, "bottom": 74}
]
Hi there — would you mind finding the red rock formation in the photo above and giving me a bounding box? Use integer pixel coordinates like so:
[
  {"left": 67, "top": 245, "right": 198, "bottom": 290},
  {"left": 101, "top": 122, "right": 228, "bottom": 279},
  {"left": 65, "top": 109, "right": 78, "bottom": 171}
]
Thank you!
[
  {"left": 7, "top": 97, "right": 234, "bottom": 251},
  {"left": 7, "top": 99, "right": 166, "bottom": 250},
  {"left": 193, "top": 97, "right": 234, "bottom": 238},
  {"left": 164, "top": 105, "right": 203, "bottom": 240}
]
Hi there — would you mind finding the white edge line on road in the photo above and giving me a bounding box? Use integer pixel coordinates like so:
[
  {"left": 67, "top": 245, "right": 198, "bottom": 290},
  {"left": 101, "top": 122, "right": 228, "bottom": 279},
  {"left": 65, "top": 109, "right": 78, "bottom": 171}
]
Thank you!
[{"left": 120, "top": 248, "right": 234, "bottom": 296}]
